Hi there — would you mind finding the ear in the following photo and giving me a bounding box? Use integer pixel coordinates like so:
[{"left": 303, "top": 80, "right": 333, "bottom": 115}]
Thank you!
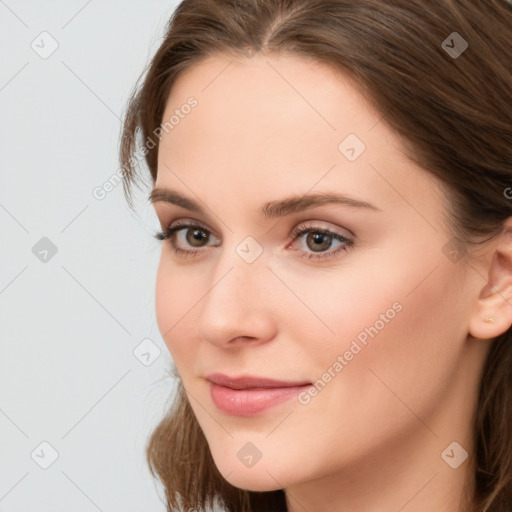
[{"left": 469, "top": 218, "right": 512, "bottom": 340}]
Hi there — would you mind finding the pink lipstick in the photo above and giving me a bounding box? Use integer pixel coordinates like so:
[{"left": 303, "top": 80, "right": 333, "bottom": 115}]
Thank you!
[{"left": 206, "top": 373, "right": 313, "bottom": 416}]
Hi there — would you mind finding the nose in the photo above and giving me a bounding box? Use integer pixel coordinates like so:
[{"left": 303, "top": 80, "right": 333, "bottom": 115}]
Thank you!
[{"left": 195, "top": 254, "right": 277, "bottom": 349}]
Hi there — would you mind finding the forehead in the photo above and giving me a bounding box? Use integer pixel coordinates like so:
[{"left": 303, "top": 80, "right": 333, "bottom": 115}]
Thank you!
[
  {"left": 161, "top": 52, "right": 378, "bottom": 140},
  {"left": 158, "top": 53, "right": 379, "bottom": 178},
  {"left": 155, "top": 53, "right": 448, "bottom": 225}
]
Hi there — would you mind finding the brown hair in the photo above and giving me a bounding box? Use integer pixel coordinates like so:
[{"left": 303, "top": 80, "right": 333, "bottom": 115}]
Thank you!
[{"left": 118, "top": 1, "right": 512, "bottom": 510}]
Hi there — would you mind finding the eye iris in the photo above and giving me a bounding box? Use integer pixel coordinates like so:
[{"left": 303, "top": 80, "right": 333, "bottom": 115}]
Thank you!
[
  {"left": 178, "top": 228, "right": 336, "bottom": 252},
  {"left": 307, "top": 232, "right": 332, "bottom": 252},
  {"left": 186, "top": 228, "right": 207, "bottom": 247}
]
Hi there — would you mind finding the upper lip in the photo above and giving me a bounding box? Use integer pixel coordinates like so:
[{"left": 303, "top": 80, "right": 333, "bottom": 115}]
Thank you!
[{"left": 206, "top": 373, "right": 312, "bottom": 390}]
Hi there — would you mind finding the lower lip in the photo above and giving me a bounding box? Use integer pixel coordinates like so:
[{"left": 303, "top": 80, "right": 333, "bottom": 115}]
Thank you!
[{"left": 209, "top": 381, "right": 312, "bottom": 416}]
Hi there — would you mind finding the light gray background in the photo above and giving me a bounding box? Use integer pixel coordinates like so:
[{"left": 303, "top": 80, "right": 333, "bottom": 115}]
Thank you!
[{"left": 1, "top": 1, "right": 183, "bottom": 510}]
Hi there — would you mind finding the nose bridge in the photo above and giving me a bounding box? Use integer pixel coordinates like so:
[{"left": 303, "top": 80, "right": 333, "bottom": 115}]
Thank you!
[
  {"left": 196, "top": 237, "right": 274, "bottom": 345},
  {"left": 210, "top": 232, "right": 268, "bottom": 301},
  {"left": 205, "top": 243, "right": 266, "bottom": 315}
]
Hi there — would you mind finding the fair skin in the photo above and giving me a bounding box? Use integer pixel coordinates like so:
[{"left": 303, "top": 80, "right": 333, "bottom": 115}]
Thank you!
[{"left": 150, "top": 52, "right": 512, "bottom": 512}]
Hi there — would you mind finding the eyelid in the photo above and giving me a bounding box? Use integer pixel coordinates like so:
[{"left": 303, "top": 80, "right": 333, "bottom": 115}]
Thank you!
[
  {"left": 163, "top": 217, "right": 351, "bottom": 239},
  {"left": 286, "top": 221, "right": 353, "bottom": 256},
  {"left": 166, "top": 218, "right": 221, "bottom": 240},
  {"left": 289, "top": 219, "right": 353, "bottom": 237},
  {"left": 157, "top": 217, "right": 354, "bottom": 262}
]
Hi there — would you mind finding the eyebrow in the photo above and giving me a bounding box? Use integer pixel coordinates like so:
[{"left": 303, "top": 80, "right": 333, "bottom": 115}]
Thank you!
[{"left": 148, "top": 188, "right": 381, "bottom": 218}]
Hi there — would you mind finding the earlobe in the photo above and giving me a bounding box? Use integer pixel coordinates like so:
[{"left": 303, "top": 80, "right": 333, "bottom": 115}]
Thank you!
[{"left": 468, "top": 220, "right": 512, "bottom": 340}]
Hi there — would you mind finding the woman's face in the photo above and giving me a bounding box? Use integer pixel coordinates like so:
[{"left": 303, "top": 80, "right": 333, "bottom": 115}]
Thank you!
[{"left": 151, "top": 53, "right": 490, "bottom": 494}]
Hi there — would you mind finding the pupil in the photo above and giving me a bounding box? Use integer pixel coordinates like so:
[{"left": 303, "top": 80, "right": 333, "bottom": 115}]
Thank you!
[
  {"left": 308, "top": 232, "right": 331, "bottom": 252},
  {"left": 188, "top": 228, "right": 207, "bottom": 246}
]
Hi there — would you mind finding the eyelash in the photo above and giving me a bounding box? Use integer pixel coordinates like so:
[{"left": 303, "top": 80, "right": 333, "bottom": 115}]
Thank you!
[{"left": 153, "top": 221, "right": 354, "bottom": 261}]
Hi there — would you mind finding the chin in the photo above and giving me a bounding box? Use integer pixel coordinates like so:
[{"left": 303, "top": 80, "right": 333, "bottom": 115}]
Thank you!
[
  {"left": 222, "top": 471, "right": 284, "bottom": 492},
  {"left": 210, "top": 452, "right": 289, "bottom": 492}
]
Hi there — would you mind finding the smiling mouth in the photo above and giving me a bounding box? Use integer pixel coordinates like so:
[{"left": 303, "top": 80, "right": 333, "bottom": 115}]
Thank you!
[{"left": 206, "top": 373, "right": 313, "bottom": 416}]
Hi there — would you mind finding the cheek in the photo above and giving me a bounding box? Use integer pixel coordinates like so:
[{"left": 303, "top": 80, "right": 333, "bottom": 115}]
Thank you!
[
  {"left": 292, "top": 239, "right": 456, "bottom": 358},
  {"left": 155, "top": 259, "right": 175, "bottom": 343},
  {"left": 276, "top": 252, "right": 407, "bottom": 368},
  {"left": 154, "top": 257, "right": 201, "bottom": 364},
  {"left": 295, "top": 250, "right": 463, "bottom": 424},
  {"left": 269, "top": 262, "right": 462, "bottom": 478}
]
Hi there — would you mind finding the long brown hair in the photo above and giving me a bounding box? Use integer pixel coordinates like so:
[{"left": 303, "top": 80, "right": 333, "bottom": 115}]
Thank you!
[{"left": 118, "top": 1, "right": 512, "bottom": 510}]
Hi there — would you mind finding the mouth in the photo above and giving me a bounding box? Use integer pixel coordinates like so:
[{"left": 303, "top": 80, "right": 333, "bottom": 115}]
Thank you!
[
  {"left": 206, "top": 372, "right": 312, "bottom": 389},
  {"left": 206, "top": 373, "right": 313, "bottom": 416}
]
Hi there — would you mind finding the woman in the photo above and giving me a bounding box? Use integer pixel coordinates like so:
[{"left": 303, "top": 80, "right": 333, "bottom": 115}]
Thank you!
[{"left": 118, "top": 1, "right": 512, "bottom": 511}]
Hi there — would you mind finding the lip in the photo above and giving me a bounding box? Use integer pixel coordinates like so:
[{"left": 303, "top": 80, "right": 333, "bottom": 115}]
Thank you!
[
  {"left": 206, "top": 373, "right": 313, "bottom": 416},
  {"left": 206, "top": 373, "right": 312, "bottom": 389}
]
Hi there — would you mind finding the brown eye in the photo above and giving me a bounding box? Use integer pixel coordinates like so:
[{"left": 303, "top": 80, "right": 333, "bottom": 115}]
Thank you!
[
  {"left": 305, "top": 231, "right": 333, "bottom": 252},
  {"left": 289, "top": 223, "right": 354, "bottom": 261},
  {"left": 154, "top": 221, "right": 220, "bottom": 257},
  {"left": 185, "top": 227, "right": 209, "bottom": 247}
]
